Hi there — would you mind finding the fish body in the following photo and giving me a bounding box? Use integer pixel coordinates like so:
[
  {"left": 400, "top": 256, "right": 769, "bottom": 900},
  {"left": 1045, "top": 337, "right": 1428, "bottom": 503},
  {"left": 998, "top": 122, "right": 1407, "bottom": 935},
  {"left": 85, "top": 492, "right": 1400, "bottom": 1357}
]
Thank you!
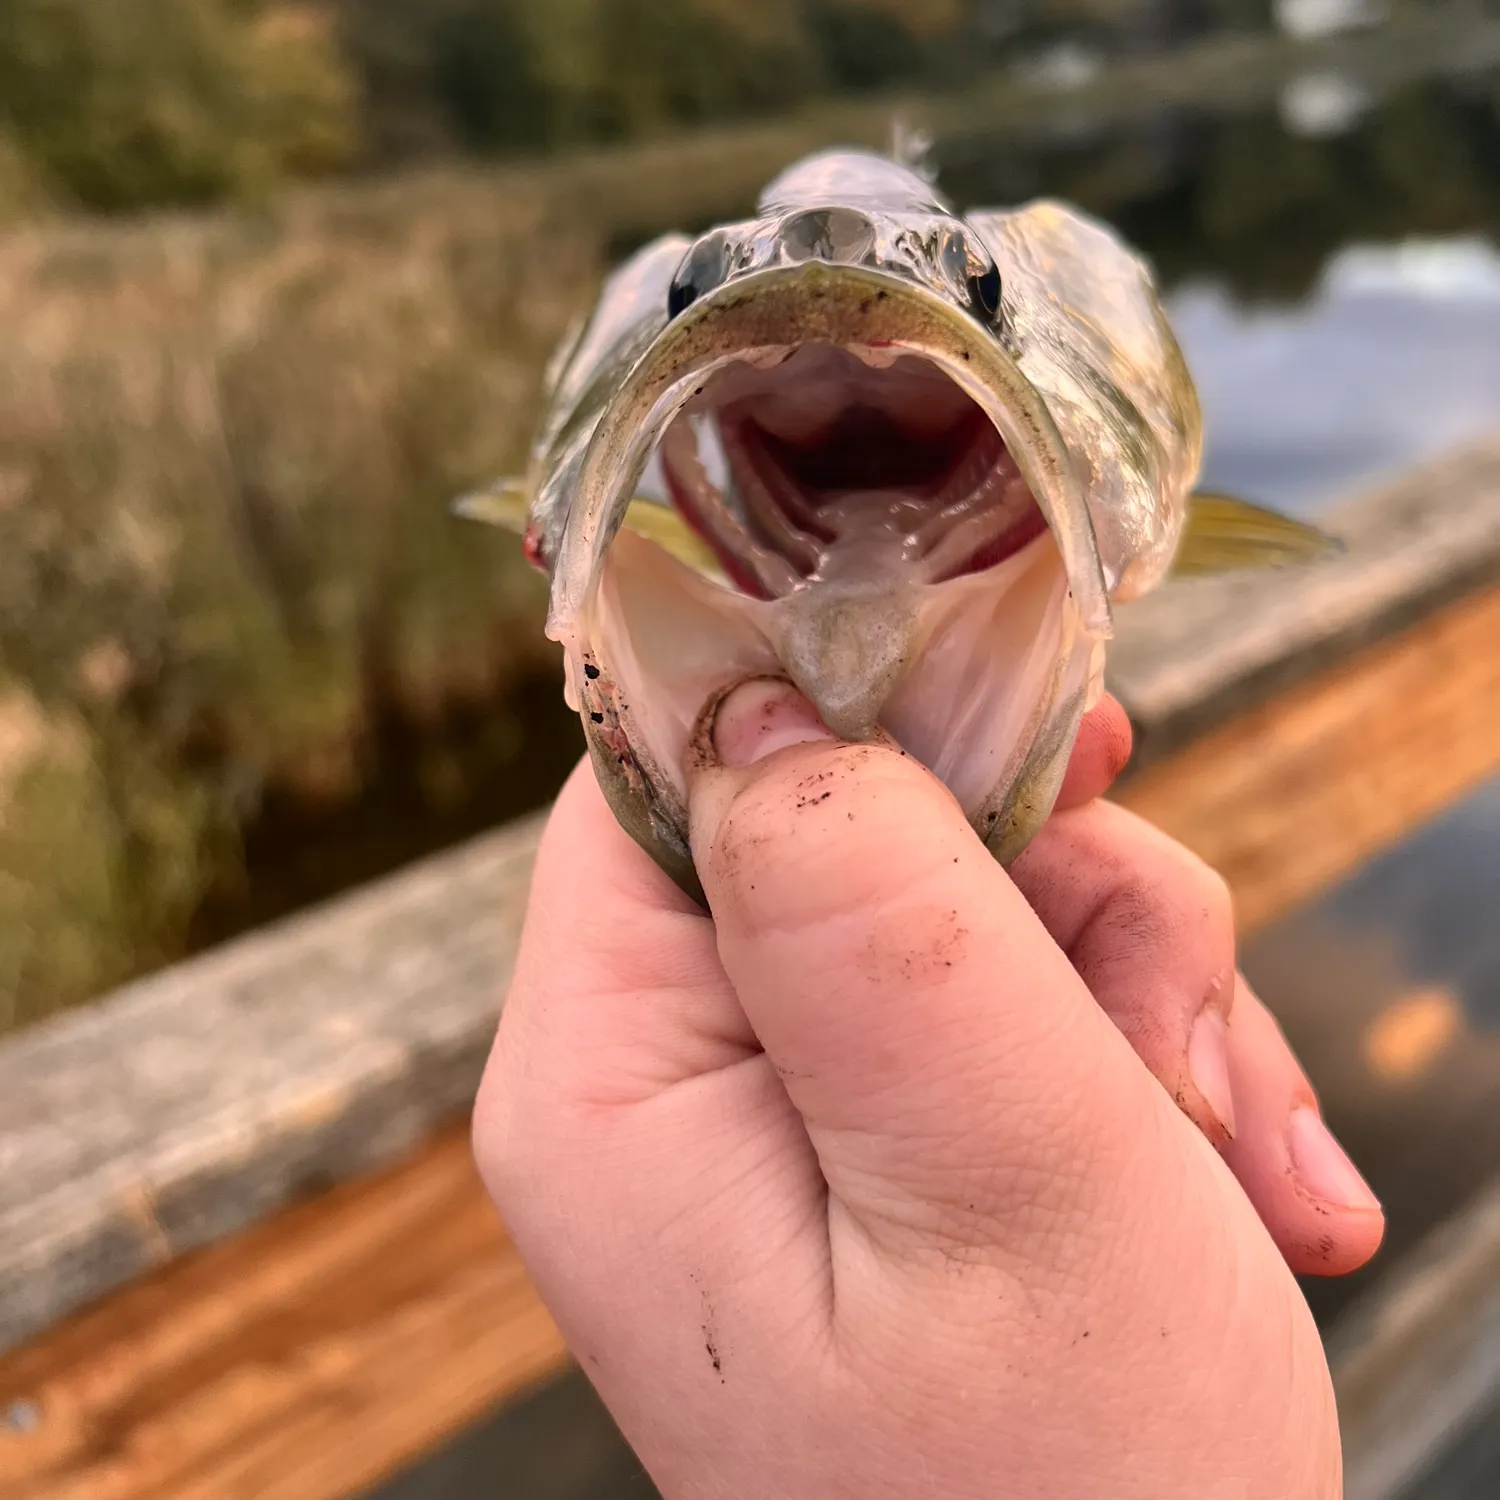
[{"left": 465, "top": 148, "right": 1334, "bottom": 900}]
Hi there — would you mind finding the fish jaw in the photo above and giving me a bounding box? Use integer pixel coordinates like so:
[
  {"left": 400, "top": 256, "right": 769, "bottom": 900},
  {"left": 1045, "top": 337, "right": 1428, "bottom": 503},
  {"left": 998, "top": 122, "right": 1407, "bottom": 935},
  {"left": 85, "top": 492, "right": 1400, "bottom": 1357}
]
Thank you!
[
  {"left": 543, "top": 261, "right": 1115, "bottom": 896},
  {"left": 572, "top": 530, "right": 1104, "bottom": 895},
  {"left": 547, "top": 261, "right": 1114, "bottom": 642}
]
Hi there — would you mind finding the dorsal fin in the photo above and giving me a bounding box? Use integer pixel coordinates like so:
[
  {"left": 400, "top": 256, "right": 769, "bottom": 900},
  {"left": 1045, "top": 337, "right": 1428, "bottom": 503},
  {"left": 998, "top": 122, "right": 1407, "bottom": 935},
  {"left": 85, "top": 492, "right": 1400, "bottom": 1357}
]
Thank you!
[{"left": 889, "top": 118, "right": 937, "bottom": 183}]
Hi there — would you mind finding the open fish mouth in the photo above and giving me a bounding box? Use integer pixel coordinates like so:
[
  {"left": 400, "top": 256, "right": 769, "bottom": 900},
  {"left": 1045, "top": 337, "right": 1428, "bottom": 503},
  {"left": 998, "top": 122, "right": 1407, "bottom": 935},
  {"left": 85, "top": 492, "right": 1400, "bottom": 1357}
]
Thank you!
[
  {"left": 545, "top": 263, "right": 1114, "bottom": 888},
  {"left": 655, "top": 344, "right": 1048, "bottom": 599}
]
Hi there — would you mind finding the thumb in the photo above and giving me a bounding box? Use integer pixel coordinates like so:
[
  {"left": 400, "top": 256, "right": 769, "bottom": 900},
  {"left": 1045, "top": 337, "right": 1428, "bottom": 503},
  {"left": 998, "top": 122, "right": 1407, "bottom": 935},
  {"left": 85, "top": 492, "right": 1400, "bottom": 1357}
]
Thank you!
[{"left": 686, "top": 677, "right": 1167, "bottom": 1252}]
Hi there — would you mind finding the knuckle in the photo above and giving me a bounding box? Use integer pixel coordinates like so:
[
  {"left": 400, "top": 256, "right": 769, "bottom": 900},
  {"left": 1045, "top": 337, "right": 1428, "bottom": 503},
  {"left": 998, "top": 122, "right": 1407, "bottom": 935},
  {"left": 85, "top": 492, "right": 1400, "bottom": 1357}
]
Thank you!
[
  {"left": 1069, "top": 857, "right": 1235, "bottom": 1016},
  {"left": 1071, "top": 871, "right": 1179, "bottom": 974}
]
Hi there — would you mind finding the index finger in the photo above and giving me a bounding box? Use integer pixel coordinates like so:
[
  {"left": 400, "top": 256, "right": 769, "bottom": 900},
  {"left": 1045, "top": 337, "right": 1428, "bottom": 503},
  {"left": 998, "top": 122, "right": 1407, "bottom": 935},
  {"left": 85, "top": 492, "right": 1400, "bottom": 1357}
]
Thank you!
[{"left": 1054, "top": 693, "right": 1133, "bottom": 812}]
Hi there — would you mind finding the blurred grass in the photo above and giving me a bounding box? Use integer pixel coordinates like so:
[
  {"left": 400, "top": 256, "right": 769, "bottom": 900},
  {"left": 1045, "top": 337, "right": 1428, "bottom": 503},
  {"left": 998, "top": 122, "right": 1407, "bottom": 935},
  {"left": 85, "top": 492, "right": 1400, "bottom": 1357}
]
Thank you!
[
  {"left": 0, "top": 101, "right": 914, "bottom": 1032},
  {"left": 0, "top": 178, "right": 599, "bottom": 1031},
  {"left": 0, "top": 1, "right": 359, "bottom": 215}
]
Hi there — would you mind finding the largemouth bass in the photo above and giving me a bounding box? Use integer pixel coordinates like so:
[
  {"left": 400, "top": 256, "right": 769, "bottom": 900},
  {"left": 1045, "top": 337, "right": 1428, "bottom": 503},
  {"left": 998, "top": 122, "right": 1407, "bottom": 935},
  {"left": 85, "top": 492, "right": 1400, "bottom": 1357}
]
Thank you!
[{"left": 461, "top": 147, "right": 1336, "bottom": 901}]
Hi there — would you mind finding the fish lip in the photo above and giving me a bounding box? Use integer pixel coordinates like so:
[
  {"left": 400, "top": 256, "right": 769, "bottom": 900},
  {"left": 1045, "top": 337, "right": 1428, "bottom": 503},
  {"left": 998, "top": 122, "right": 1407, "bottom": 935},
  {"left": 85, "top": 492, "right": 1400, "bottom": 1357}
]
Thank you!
[{"left": 546, "top": 260, "right": 1113, "bottom": 650}]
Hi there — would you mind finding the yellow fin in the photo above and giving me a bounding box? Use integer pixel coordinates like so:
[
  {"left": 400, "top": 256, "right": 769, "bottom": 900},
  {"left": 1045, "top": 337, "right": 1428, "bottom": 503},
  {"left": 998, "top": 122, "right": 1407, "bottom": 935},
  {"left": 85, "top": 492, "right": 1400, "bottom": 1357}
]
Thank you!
[
  {"left": 1171, "top": 492, "right": 1344, "bottom": 576},
  {"left": 616, "top": 501, "right": 727, "bottom": 581},
  {"left": 452, "top": 479, "right": 531, "bottom": 533},
  {"left": 453, "top": 479, "right": 726, "bottom": 581}
]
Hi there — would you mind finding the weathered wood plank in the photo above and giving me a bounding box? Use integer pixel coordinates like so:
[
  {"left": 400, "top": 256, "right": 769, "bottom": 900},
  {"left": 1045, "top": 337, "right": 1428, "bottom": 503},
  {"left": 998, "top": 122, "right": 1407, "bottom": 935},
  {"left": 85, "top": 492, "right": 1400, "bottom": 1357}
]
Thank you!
[
  {"left": 0, "top": 1126, "right": 566, "bottom": 1500},
  {"left": 1111, "top": 435, "right": 1500, "bottom": 767},
  {"left": 0, "top": 815, "right": 543, "bottom": 1356},
  {"left": 1115, "top": 583, "right": 1500, "bottom": 935}
]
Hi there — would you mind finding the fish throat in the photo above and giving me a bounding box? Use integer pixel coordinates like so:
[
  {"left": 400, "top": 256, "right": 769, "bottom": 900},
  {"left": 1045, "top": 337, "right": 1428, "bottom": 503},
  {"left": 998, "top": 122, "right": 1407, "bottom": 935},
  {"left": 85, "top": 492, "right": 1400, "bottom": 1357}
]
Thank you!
[{"left": 657, "top": 344, "right": 1048, "bottom": 600}]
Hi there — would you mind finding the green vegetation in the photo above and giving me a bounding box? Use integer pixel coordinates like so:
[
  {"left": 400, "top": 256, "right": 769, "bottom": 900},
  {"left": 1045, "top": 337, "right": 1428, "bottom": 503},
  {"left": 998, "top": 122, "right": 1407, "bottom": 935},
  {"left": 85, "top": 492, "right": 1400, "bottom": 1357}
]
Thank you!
[
  {"left": 0, "top": 0, "right": 1288, "bottom": 215},
  {"left": 0, "top": 178, "right": 583, "bottom": 1027},
  {"left": 0, "top": 1, "right": 359, "bottom": 213}
]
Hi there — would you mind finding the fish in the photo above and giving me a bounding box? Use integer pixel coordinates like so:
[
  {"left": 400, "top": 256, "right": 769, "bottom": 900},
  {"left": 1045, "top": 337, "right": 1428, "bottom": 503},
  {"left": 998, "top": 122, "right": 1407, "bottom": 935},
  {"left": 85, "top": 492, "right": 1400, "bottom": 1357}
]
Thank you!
[{"left": 458, "top": 146, "right": 1339, "bottom": 902}]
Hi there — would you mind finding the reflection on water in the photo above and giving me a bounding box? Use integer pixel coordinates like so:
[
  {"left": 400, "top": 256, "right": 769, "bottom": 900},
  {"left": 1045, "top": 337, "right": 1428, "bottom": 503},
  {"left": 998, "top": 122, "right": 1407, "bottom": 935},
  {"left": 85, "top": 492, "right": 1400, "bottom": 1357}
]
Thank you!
[
  {"left": 937, "top": 54, "right": 1500, "bottom": 513},
  {"left": 1280, "top": 69, "right": 1373, "bottom": 137},
  {"left": 1174, "top": 237, "right": 1500, "bottom": 513},
  {"left": 1241, "top": 776, "right": 1500, "bottom": 1327},
  {"left": 1326, "top": 776, "right": 1500, "bottom": 1030},
  {"left": 1275, "top": 0, "right": 1389, "bottom": 41}
]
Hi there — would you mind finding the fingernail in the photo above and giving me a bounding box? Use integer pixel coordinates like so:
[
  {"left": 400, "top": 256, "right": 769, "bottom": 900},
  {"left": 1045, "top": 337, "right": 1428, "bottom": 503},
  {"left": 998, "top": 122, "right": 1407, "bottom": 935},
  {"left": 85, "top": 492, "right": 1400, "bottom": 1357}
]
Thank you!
[
  {"left": 1187, "top": 1008, "right": 1237, "bottom": 1139},
  {"left": 1288, "top": 1106, "right": 1381, "bottom": 1212},
  {"left": 713, "top": 679, "right": 836, "bottom": 768}
]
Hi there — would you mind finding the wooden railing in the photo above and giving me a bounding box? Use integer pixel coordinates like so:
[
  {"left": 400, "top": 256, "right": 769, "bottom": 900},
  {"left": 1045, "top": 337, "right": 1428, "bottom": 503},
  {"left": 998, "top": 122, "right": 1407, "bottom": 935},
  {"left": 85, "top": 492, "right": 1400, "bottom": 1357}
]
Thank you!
[{"left": 2, "top": 435, "right": 1498, "bottom": 1500}]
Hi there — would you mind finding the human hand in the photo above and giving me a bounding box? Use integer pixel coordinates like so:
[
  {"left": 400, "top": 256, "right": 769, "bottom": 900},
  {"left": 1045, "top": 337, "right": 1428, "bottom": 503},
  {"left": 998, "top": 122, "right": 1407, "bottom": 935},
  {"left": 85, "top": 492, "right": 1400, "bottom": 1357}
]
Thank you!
[{"left": 475, "top": 679, "right": 1384, "bottom": 1499}]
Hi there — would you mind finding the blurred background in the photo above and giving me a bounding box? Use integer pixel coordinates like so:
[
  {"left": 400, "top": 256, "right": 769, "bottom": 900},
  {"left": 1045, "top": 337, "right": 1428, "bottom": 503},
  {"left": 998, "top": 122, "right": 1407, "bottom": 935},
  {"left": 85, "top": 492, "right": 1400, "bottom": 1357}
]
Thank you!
[{"left": 1, "top": 1, "right": 1498, "bottom": 1496}]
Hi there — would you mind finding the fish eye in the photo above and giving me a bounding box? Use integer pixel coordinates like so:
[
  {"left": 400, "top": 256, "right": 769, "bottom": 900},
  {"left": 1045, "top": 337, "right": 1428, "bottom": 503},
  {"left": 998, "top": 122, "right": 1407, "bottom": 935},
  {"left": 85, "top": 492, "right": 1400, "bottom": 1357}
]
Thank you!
[
  {"left": 667, "top": 269, "right": 699, "bottom": 320},
  {"left": 967, "top": 260, "right": 1002, "bottom": 324},
  {"left": 940, "top": 230, "right": 1002, "bottom": 326},
  {"left": 668, "top": 234, "right": 730, "bottom": 320}
]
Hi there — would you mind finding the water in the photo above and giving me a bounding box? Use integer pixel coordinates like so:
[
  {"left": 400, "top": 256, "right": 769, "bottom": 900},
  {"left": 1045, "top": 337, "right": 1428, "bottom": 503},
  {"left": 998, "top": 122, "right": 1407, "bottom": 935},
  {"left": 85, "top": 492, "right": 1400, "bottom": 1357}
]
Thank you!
[
  {"left": 1244, "top": 776, "right": 1500, "bottom": 1327},
  {"left": 1177, "top": 240, "right": 1500, "bottom": 514},
  {"left": 935, "top": 53, "right": 1500, "bottom": 515}
]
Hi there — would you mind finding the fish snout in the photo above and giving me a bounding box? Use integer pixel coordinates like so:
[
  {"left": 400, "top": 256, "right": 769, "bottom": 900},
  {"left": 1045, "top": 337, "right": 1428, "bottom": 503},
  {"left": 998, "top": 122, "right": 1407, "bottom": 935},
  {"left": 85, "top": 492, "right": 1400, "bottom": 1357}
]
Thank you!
[{"left": 778, "top": 208, "right": 878, "bottom": 267}]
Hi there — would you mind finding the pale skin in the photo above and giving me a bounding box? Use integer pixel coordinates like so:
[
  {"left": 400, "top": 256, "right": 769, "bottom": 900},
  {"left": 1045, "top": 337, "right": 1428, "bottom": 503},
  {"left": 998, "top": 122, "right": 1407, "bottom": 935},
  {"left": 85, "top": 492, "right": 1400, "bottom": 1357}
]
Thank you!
[{"left": 475, "top": 678, "right": 1386, "bottom": 1499}]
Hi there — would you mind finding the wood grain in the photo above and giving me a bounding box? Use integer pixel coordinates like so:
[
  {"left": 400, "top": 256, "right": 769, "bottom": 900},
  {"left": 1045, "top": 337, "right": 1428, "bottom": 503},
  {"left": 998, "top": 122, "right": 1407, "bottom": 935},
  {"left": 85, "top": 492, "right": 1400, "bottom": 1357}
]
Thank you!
[
  {"left": 1115, "top": 583, "right": 1500, "bottom": 935},
  {"left": 1110, "top": 434, "right": 1500, "bottom": 767},
  {"left": 0, "top": 813, "right": 543, "bottom": 1356},
  {"left": 0, "top": 1126, "right": 566, "bottom": 1500}
]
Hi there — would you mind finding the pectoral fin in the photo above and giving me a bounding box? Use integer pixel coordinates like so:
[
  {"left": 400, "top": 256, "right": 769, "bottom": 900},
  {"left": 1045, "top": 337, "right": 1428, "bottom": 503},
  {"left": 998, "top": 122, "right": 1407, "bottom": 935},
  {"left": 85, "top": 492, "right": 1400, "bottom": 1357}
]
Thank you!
[
  {"left": 1171, "top": 492, "right": 1344, "bottom": 576},
  {"left": 452, "top": 479, "right": 531, "bottom": 532},
  {"left": 614, "top": 502, "right": 727, "bottom": 581},
  {"left": 453, "top": 479, "right": 726, "bottom": 581}
]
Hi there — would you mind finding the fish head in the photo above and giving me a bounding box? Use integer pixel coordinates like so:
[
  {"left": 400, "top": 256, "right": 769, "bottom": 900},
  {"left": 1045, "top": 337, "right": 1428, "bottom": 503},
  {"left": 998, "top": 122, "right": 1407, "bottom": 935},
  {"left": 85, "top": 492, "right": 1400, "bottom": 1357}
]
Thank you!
[{"left": 525, "top": 151, "right": 1205, "bottom": 899}]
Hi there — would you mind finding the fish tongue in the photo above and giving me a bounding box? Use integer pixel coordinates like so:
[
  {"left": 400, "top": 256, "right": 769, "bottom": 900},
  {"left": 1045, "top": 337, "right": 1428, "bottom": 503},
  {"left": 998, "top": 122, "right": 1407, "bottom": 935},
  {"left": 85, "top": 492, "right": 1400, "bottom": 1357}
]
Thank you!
[{"left": 765, "top": 584, "right": 923, "bottom": 742}]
